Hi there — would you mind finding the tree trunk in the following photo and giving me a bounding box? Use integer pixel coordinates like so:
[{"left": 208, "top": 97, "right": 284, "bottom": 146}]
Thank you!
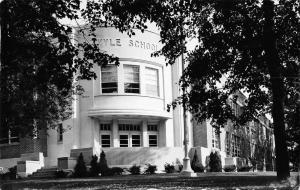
[{"left": 262, "top": 0, "right": 290, "bottom": 180}]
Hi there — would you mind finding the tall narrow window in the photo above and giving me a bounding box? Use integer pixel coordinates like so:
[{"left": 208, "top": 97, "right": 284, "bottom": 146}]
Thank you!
[
  {"left": 145, "top": 67, "right": 159, "bottom": 96},
  {"left": 57, "top": 124, "right": 63, "bottom": 142},
  {"left": 124, "top": 65, "right": 140, "bottom": 93},
  {"left": 225, "top": 132, "right": 230, "bottom": 156},
  {"left": 212, "top": 128, "right": 220, "bottom": 149},
  {"left": 231, "top": 134, "right": 241, "bottom": 157},
  {"left": 101, "top": 65, "right": 118, "bottom": 93}
]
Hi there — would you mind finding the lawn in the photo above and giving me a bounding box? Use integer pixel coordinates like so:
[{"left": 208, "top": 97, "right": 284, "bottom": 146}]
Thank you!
[{"left": 1, "top": 172, "right": 299, "bottom": 190}]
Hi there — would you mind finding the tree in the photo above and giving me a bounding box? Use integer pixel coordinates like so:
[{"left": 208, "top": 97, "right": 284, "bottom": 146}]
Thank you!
[
  {"left": 89, "top": 155, "right": 99, "bottom": 177},
  {"left": 83, "top": 0, "right": 299, "bottom": 180},
  {"left": 0, "top": 0, "right": 119, "bottom": 136},
  {"left": 74, "top": 153, "right": 87, "bottom": 178},
  {"left": 98, "top": 150, "right": 109, "bottom": 176}
]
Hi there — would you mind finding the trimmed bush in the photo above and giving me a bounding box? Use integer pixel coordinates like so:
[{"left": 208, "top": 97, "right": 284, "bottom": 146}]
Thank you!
[
  {"left": 98, "top": 150, "right": 109, "bottom": 176},
  {"left": 164, "top": 163, "right": 176, "bottom": 173},
  {"left": 176, "top": 159, "right": 183, "bottom": 172},
  {"left": 55, "top": 170, "right": 68, "bottom": 178},
  {"left": 74, "top": 153, "right": 87, "bottom": 177},
  {"left": 129, "top": 165, "right": 141, "bottom": 175},
  {"left": 144, "top": 164, "right": 157, "bottom": 174},
  {"left": 237, "top": 165, "right": 252, "bottom": 172},
  {"left": 208, "top": 151, "right": 222, "bottom": 172},
  {"left": 89, "top": 155, "right": 99, "bottom": 177},
  {"left": 110, "top": 167, "right": 124, "bottom": 175},
  {"left": 224, "top": 165, "right": 236, "bottom": 172},
  {"left": 191, "top": 150, "right": 204, "bottom": 173}
]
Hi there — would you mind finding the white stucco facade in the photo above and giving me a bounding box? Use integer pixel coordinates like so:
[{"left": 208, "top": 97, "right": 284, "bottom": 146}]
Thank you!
[{"left": 42, "top": 26, "right": 187, "bottom": 169}]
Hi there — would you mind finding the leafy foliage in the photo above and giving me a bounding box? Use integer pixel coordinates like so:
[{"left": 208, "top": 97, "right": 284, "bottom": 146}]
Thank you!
[
  {"left": 74, "top": 153, "right": 87, "bottom": 178},
  {"left": 144, "top": 164, "right": 157, "bottom": 174},
  {"left": 128, "top": 165, "right": 141, "bottom": 175},
  {"left": 191, "top": 150, "right": 204, "bottom": 173},
  {"left": 209, "top": 151, "right": 222, "bottom": 172},
  {"left": 89, "top": 155, "right": 99, "bottom": 177},
  {"left": 83, "top": 0, "right": 300, "bottom": 180},
  {"left": 55, "top": 170, "right": 68, "bottom": 178},
  {"left": 164, "top": 163, "right": 176, "bottom": 173},
  {"left": 98, "top": 150, "right": 109, "bottom": 176},
  {"left": 224, "top": 165, "right": 236, "bottom": 172},
  {"left": 0, "top": 0, "right": 119, "bottom": 136}
]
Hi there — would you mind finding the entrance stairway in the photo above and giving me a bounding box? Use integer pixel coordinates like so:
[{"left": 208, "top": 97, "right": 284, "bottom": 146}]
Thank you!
[{"left": 29, "top": 167, "right": 58, "bottom": 178}]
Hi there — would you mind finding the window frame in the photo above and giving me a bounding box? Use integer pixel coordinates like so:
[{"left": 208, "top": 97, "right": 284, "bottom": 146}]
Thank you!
[
  {"left": 145, "top": 67, "right": 159, "bottom": 97},
  {"left": 123, "top": 64, "right": 140, "bottom": 94},
  {"left": 100, "top": 65, "right": 118, "bottom": 94}
]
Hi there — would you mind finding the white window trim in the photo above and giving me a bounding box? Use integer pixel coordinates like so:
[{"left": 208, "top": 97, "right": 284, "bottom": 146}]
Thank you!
[{"left": 100, "top": 133, "right": 112, "bottom": 148}]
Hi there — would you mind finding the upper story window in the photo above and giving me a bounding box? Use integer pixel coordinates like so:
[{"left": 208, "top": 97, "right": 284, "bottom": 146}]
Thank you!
[
  {"left": 124, "top": 65, "right": 140, "bottom": 93},
  {"left": 145, "top": 67, "right": 159, "bottom": 96},
  {"left": 101, "top": 65, "right": 118, "bottom": 93},
  {"left": 57, "top": 123, "right": 63, "bottom": 142}
]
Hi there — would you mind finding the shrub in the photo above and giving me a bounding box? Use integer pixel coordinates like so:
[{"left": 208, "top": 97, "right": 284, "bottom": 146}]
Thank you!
[
  {"left": 89, "top": 155, "right": 99, "bottom": 177},
  {"left": 98, "top": 150, "right": 109, "bottom": 176},
  {"left": 144, "top": 164, "right": 157, "bottom": 174},
  {"left": 129, "top": 165, "right": 141, "bottom": 175},
  {"left": 164, "top": 163, "right": 176, "bottom": 173},
  {"left": 191, "top": 150, "right": 204, "bottom": 173},
  {"left": 175, "top": 159, "right": 183, "bottom": 172},
  {"left": 55, "top": 170, "right": 68, "bottom": 178},
  {"left": 224, "top": 165, "right": 236, "bottom": 172},
  {"left": 110, "top": 167, "right": 124, "bottom": 175},
  {"left": 237, "top": 166, "right": 252, "bottom": 172},
  {"left": 8, "top": 166, "right": 17, "bottom": 180},
  {"left": 74, "top": 153, "right": 87, "bottom": 177},
  {"left": 208, "top": 151, "right": 222, "bottom": 172}
]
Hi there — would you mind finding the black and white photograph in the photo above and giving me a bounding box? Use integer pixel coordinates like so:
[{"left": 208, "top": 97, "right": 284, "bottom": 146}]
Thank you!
[{"left": 0, "top": 0, "right": 299, "bottom": 189}]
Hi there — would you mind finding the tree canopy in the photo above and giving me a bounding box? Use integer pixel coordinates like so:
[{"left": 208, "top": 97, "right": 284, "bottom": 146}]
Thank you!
[
  {"left": 0, "top": 0, "right": 119, "bottom": 136},
  {"left": 83, "top": 0, "right": 299, "bottom": 180}
]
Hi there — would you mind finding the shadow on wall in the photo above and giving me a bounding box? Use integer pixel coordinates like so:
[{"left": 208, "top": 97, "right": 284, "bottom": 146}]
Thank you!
[{"left": 102, "top": 147, "right": 185, "bottom": 170}]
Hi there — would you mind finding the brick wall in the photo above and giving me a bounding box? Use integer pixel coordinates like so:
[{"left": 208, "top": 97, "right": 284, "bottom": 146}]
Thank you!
[{"left": 0, "top": 144, "right": 20, "bottom": 159}]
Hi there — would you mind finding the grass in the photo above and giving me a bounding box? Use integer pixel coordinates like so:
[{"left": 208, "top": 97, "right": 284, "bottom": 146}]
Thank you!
[{"left": 1, "top": 172, "right": 299, "bottom": 190}]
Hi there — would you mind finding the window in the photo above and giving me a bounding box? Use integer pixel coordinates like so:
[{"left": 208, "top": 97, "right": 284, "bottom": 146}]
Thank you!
[
  {"left": 232, "top": 134, "right": 241, "bottom": 157},
  {"left": 145, "top": 67, "right": 159, "bottom": 96},
  {"left": 0, "top": 128, "right": 19, "bottom": 144},
  {"left": 101, "top": 65, "right": 118, "bottom": 93},
  {"left": 100, "top": 123, "right": 111, "bottom": 131},
  {"left": 149, "top": 135, "right": 158, "bottom": 147},
  {"left": 120, "top": 135, "right": 129, "bottom": 147},
  {"left": 225, "top": 132, "right": 231, "bottom": 156},
  {"left": 132, "top": 135, "right": 141, "bottom": 147},
  {"left": 101, "top": 135, "right": 111, "bottom": 147},
  {"left": 124, "top": 65, "right": 140, "bottom": 93},
  {"left": 119, "top": 124, "right": 141, "bottom": 131},
  {"left": 57, "top": 124, "right": 63, "bottom": 142},
  {"left": 212, "top": 128, "right": 220, "bottom": 149},
  {"left": 147, "top": 125, "right": 158, "bottom": 131}
]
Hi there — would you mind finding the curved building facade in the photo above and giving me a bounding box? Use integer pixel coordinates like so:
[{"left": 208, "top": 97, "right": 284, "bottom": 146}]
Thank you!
[
  {"left": 0, "top": 26, "right": 274, "bottom": 176},
  {"left": 45, "top": 26, "right": 186, "bottom": 170}
]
